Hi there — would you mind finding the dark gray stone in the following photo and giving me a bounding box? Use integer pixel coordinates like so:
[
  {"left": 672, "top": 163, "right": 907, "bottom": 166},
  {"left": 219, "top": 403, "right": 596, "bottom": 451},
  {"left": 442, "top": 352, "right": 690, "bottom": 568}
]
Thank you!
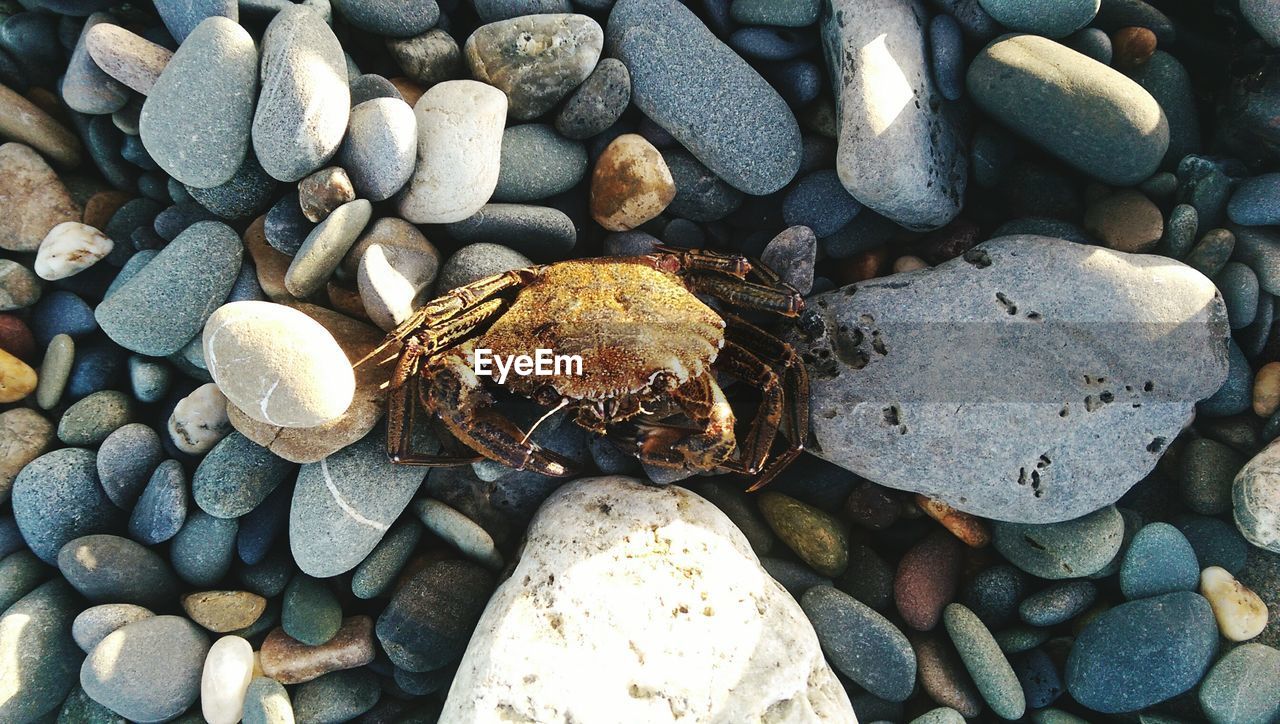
[
  {"left": 332, "top": 0, "right": 438, "bottom": 36},
  {"left": 12, "top": 448, "right": 124, "bottom": 564},
  {"left": 337, "top": 98, "right": 416, "bottom": 202},
  {"left": 193, "top": 432, "right": 296, "bottom": 519},
  {"left": 57, "top": 534, "right": 180, "bottom": 608}
]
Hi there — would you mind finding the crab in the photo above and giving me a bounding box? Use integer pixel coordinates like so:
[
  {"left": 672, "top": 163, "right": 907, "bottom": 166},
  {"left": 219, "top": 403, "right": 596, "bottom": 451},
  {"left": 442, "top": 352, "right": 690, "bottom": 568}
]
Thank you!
[{"left": 361, "top": 245, "right": 810, "bottom": 490}]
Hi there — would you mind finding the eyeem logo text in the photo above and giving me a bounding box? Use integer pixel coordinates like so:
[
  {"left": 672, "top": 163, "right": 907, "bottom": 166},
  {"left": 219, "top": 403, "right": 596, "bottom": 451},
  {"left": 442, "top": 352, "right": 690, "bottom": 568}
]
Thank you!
[{"left": 473, "top": 348, "right": 583, "bottom": 384}]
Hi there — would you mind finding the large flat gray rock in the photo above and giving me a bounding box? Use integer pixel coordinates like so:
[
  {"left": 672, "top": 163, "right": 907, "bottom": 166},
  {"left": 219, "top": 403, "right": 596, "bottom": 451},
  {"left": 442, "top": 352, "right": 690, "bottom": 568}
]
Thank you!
[{"left": 786, "top": 236, "right": 1230, "bottom": 523}]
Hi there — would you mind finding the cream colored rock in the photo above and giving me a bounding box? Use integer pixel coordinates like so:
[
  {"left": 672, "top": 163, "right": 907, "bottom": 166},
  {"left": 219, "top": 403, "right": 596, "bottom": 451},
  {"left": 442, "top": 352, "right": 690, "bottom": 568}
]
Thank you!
[
  {"left": 168, "top": 382, "right": 232, "bottom": 454},
  {"left": 441, "top": 476, "right": 854, "bottom": 723},
  {"left": 397, "top": 80, "right": 507, "bottom": 224},
  {"left": 0, "top": 348, "right": 37, "bottom": 404},
  {"left": 893, "top": 255, "right": 930, "bottom": 273},
  {"left": 589, "top": 133, "right": 676, "bottom": 232},
  {"left": 182, "top": 590, "right": 268, "bottom": 633},
  {"left": 203, "top": 301, "right": 355, "bottom": 428},
  {"left": 202, "top": 636, "right": 256, "bottom": 724},
  {"left": 1201, "top": 565, "right": 1269, "bottom": 642},
  {"left": 1234, "top": 439, "right": 1280, "bottom": 553},
  {"left": 34, "top": 222, "right": 113, "bottom": 280}
]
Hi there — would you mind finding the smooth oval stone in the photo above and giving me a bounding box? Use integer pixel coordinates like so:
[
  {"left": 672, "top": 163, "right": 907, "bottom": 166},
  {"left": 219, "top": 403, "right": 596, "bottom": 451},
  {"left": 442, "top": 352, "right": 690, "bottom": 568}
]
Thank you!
[
  {"left": 961, "top": 564, "right": 1027, "bottom": 629},
  {"left": 555, "top": 57, "right": 630, "bottom": 140},
  {"left": 993, "top": 506, "right": 1124, "bottom": 579},
  {"left": 1199, "top": 643, "right": 1280, "bottom": 724},
  {"left": 140, "top": 17, "right": 256, "bottom": 189},
  {"left": 243, "top": 676, "right": 294, "bottom": 724},
  {"left": 0, "top": 580, "right": 82, "bottom": 722},
  {"left": 331, "top": 0, "right": 438, "bottom": 36},
  {"left": 801, "top": 585, "right": 915, "bottom": 702},
  {"left": 1019, "top": 580, "right": 1096, "bottom": 626},
  {"left": 1128, "top": 50, "right": 1200, "bottom": 169},
  {"left": 129, "top": 355, "right": 171, "bottom": 404},
  {"left": 171, "top": 510, "right": 239, "bottom": 587},
  {"left": 63, "top": 13, "right": 129, "bottom": 115},
  {"left": 336, "top": 98, "right": 416, "bottom": 202},
  {"left": 292, "top": 668, "right": 380, "bottom": 722},
  {"left": 81, "top": 615, "right": 212, "bottom": 723},
  {"left": 821, "top": 0, "right": 966, "bottom": 230},
  {"left": 13, "top": 447, "right": 124, "bottom": 564},
  {"left": 84, "top": 23, "right": 172, "bottom": 96},
  {"left": 607, "top": 0, "right": 801, "bottom": 195},
  {"left": 154, "top": 0, "right": 237, "bottom": 42},
  {"left": 398, "top": 80, "right": 507, "bottom": 224},
  {"left": 0, "top": 83, "right": 83, "bottom": 169},
  {"left": 783, "top": 170, "right": 861, "bottom": 238},
  {"left": 0, "top": 259, "right": 41, "bottom": 311},
  {"left": 285, "top": 199, "right": 372, "bottom": 298},
  {"left": 200, "top": 635, "right": 255, "bottom": 724},
  {"left": 445, "top": 203, "right": 576, "bottom": 261},
  {"left": 758, "top": 492, "right": 848, "bottom": 577},
  {"left": 187, "top": 155, "right": 278, "bottom": 222},
  {"left": 96, "top": 220, "right": 243, "bottom": 356},
  {"left": 662, "top": 149, "right": 744, "bottom": 223},
  {"left": 289, "top": 426, "right": 425, "bottom": 577},
  {"left": 252, "top": 5, "right": 350, "bottom": 182},
  {"left": 58, "top": 534, "right": 180, "bottom": 609},
  {"left": 1119, "top": 522, "right": 1199, "bottom": 599},
  {"left": 494, "top": 124, "right": 587, "bottom": 203},
  {"left": 282, "top": 574, "right": 342, "bottom": 646},
  {"left": 978, "top": 0, "right": 1098, "bottom": 37},
  {"left": 129, "top": 459, "right": 189, "bottom": 545},
  {"left": 1066, "top": 591, "right": 1218, "bottom": 713},
  {"left": 435, "top": 242, "right": 532, "bottom": 292},
  {"left": 204, "top": 301, "right": 355, "bottom": 428},
  {"left": 0, "top": 142, "right": 81, "bottom": 253},
  {"left": 94, "top": 423, "right": 161, "bottom": 509},
  {"left": 1230, "top": 173, "right": 1280, "bottom": 227},
  {"left": 0, "top": 549, "right": 49, "bottom": 619},
  {"left": 193, "top": 432, "right": 295, "bottom": 519},
  {"left": 967, "top": 34, "right": 1168, "bottom": 185},
  {"left": 943, "top": 603, "right": 1025, "bottom": 720},
  {"left": 1181, "top": 438, "right": 1246, "bottom": 515},
  {"left": 72, "top": 603, "right": 154, "bottom": 653},
  {"left": 894, "top": 529, "right": 961, "bottom": 631},
  {"left": 378, "top": 559, "right": 495, "bottom": 673},
  {"left": 787, "top": 236, "right": 1230, "bottom": 523},
  {"left": 352, "top": 519, "right": 421, "bottom": 599},
  {"left": 413, "top": 498, "right": 502, "bottom": 570},
  {"left": 1218, "top": 261, "right": 1260, "bottom": 330},
  {"left": 465, "top": 13, "right": 602, "bottom": 121},
  {"left": 57, "top": 390, "right": 134, "bottom": 446},
  {"left": 1233, "top": 438, "right": 1280, "bottom": 553},
  {"left": 930, "top": 14, "right": 965, "bottom": 102}
]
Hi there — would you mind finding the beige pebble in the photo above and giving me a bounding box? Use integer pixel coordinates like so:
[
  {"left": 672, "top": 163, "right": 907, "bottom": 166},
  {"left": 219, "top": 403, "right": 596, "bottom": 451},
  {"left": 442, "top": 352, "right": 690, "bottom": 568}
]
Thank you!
[
  {"left": 0, "top": 85, "right": 82, "bottom": 168},
  {"left": 1083, "top": 189, "right": 1164, "bottom": 253},
  {"left": 893, "top": 255, "right": 929, "bottom": 273},
  {"left": 590, "top": 133, "right": 676, "bottom": 232},
  {"left": 242, "top": 215, "right": 295, "bottom": 303},
  {"left": 183, "top": 590, "right": 267, "bottom": 634},
  {"left": 201, "top": 635, "right": 255, "bottom": 724},
  {"left": 85, "top": 22, "right": 173, "bottom": 95},
  {"left": 1254, "top": 361, "right": 1280, "bottom": 417},
  {"left": 168, "top": 382, "right": 231, "bottom": 455},
  {"left": 1200, "top": 566, "right": 1268, "bottom": 641},
  {"left": 0, "top": 142, "right": 82, "bottom": 252},
  {"left": 259, "top": 615, "right": 376, "bottom": 684},
  {"left": 0, "top": 348, "right": 37, "bottom": 403},
  {"left": 34, "top": 222, "right": 113, "bottom": 280}
]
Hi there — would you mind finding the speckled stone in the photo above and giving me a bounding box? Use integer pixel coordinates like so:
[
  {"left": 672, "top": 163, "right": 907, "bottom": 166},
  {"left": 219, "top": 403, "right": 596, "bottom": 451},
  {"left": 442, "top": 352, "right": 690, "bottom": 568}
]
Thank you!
[
  {"left": 337, "top": 98, "right": 416, "bottom": 202},
  {"left": 942, "top": 603, "right": 1025, "bottom": 719},
  {"left": 414, "top": 498, "right": 502, "bottom": 569},
  {"left": 13, "top": 447, "right": 125, "bottom": 564},
  {"left": 758, "top": 492, "right": 848, "bottom": 577},
  {"left": 0, "top": 408, "right": 53, "bottom": 504},
  {"left": 992, "top": 506, "right": 1124, "bottom": 579},
  {"left": 96, "top": 422, "right": 163, "bottom": 508},
  {"left": 170, "top": 510, "right": 238, "bottom": 587},
  {"left": 285, "top": 199, "right": 372, "bottom": 298},
  {"left": 1232, "top": 438, "right": 1280, "bottom": 553},
  {"left": 465, "top": 13, "right": 603, "bottom": 121},
  {"left": 801, "top": 585, "right": 916, "bottom": 702},
  {"left": 193, "top": 432, "right": 295, "bottom": 519},
  {"left": 58, "top": 534, "right": 180, "bottom": 609},
  {"left": 494, "top": 124, "right": 587, "bottom": 203},
  {"left": 555, "top": 57, "right": 630, "bottom": 140},
  {"left": 0, "top": 580, "right": 82, "bottom": 722},
  {"left": 0, "top": 142, "right": 81, "bottom": 252},
  {"left": 1198, "top": 643, "right": 1280, "bottom": 724}
]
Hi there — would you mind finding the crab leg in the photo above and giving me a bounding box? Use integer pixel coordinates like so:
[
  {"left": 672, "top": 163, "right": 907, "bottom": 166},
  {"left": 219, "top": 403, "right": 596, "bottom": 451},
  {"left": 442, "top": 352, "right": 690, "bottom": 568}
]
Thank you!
[
  {"left": 713, "top": 341, "right": 784, "bottom": 477},
  {"left": 652, "top": 244, "right": 752, "bottom": 278},
  {"left": 423, "top": 342, "right": 579, "bottom": 477},
  {"left": 627, "top": 374, "right": 738, "bottom": 471},
  {"left": 384, "top": 300, "right": 507, "bottom": 465},
  {"left": 684, "top": 274, "right": 804, "bottom": 316}
]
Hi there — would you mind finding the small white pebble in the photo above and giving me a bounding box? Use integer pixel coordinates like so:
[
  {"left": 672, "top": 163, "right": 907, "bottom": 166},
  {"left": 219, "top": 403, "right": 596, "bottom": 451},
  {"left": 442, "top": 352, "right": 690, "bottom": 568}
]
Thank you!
[
  {"left": 893, "top": 255, "right": 929, "bottom": 273},
  {"left": 168, "top": 382, "right": 232, "bottom": 454},
  {"left": 34, "top": 222, "right": 113, "bottom": 281},
  {"left": 1200, "top": 565, "right": 1268, "bottom": 641},
  {"left": 201, "top": 636, "right": 255, "bottom": 724}
]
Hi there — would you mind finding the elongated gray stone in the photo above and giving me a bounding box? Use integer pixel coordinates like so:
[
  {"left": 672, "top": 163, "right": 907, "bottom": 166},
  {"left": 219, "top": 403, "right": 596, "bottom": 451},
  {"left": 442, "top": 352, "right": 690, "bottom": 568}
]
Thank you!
[
  {"left": 140, "top": 16, "right": 257, "bottom": 188},
  {"left": 786, "top": 235, "right": 1230, "bottom": 523},
  {"left": 821, "top": 0, "right": 967, "bottom": 231},
  {"left": 0, "top": 580, "right": 81, "bottom": 722},
  {"left": 606, "top": 0, "right": 801, "bottom": 195},
  {"left": 252, "top": 5, "right": 350, "bottom": 182},
  {"left": 62, "top": 12, "right": 129, "bottom": 115}
]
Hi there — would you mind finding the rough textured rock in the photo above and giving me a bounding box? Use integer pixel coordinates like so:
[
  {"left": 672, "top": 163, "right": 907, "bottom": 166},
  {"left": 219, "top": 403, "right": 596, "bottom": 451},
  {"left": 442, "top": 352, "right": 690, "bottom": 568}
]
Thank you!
[
  {"left": 464, "top": 13, "right": 603, "bottom": 120},
  {"left": 820, "top": 0, "right": 967, "bottom": 231},
  {"left": 441, "top": 476, "right": 854, "bottom": 722},
  {"left": 1233, "top": 438, "right": 1280, "bottom": 553},
  {"left": 786, "top": 235, "right": 1229, "bottom": 523}
]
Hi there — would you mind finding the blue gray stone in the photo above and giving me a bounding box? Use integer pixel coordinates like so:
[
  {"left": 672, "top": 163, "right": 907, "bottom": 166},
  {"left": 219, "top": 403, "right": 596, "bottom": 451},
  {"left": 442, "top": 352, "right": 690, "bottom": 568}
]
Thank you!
[{"left": 12, "top": 448, "right": 123, "bottom": 564}]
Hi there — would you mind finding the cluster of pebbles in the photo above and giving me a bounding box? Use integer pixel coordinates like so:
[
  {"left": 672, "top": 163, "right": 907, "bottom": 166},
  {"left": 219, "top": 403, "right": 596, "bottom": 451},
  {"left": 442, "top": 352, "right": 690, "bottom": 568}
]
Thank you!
[{"left": 2, "top": 0, "right": 1280, "bottom": 722}]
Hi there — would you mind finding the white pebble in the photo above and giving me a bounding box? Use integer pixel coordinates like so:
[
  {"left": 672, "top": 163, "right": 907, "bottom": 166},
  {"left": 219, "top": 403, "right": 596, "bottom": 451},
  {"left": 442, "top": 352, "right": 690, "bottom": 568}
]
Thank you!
[
  {"left": 201, "top": 635, "right": 256, "bottom": 724},
  {"left": 1200, "top": 566, "right": 1268, "bottom": 642},
  {"left": 34, "top": 222, "right": 113, "bottom": 280},
  {"left": 168, "top": 382, "right": 232, "bottom": 454}
]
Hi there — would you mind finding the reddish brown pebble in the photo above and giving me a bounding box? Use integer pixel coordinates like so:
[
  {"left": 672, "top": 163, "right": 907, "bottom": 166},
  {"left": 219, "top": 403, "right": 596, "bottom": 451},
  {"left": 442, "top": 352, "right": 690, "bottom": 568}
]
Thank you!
[
  {"left": 917, "top": 218, "right": 980, "bottom": 265},
  {"left": 915, "top": 495, "right": 992, "bottom": 548},
  {"left": 0, "top": 142, "right": 83, "bottom": 252},
  {"left": 590, "top": 133, "right": 676, "bottom": 232},
  {"left": 242, "top": 215, "right": 294, "bottom": 303},
  {"left": 0, "top": 86, "right": 81, "bottom": 168},
  {"left": 298, "top": 167, "right": 357, "bottom": 223},
  {"left": 82, "top": 190, "right": 133, "bottom": 230},
  {"left": 0, "top": 314, "right": 36, "bottom": 362},
  {"left": 912, "top": 632, "right": 984, "bottom": 717},
  {"left": 1112, "top": 27, "right": 1157, "bottom": 71},
  {"left": 325, "top": 280, "right": 371, "bottom": 323},
  {"left": 844, "top": 481, "right": 901, "bottom": 530},
  {"left": 835, "top": 248, "right": 890, "bottom": 284},
  {"left": 259, "top": 615, "right": 377, "bottom": 685},
  {"left": 895, "top": 529, "right": 963, "bottom": 631},
  {"left": 388, "top": 77, "right": 426, "bottom": 107}
]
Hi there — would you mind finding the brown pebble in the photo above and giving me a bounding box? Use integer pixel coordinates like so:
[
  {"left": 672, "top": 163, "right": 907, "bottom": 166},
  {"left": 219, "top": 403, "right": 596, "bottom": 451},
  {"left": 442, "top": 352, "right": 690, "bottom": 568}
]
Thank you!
[
  {"left": 85, "top": 22, "right": 173, "bottom": 95},
  {"left": 895, "top": 529, "right": 963, "bottom": 631},
  {"left": 0, "top": 314, "right": 36, "bottom": 363},
  {"left": 844, "top": 481, "right": 901, "bottom": 530},
  {"left": 0, "top": 142, "right": 83, "bottom": 252},
  {"left": 590, "top": 133, "right": 676, "bottom": 232},
  {"left": 0, "top": 347, "right": 37, "bottom": 403},
  {"left": 181, "top": 590, "right": 268, "bottom": 633},
  {"left": 1254, "top": 361, "right": 1280, "bottom": 417},
  {"left": 82, "top": 190, "right": 133, "bottom": 230},
  {"left": 388, "top": 77, "right": 426, "bottom": 107},
  {"left": 757, "top": 491, "right": 850, "bottom": 577},
  {"left": 1112, "top": 27, "right": 1157, "bottom": 71},
  {"left": 911, "top": 632, "right": 984, "bottom": 717},
  {"left": 917, "top": 218, "right": 979, "bottom": 265},
  {"left": 325, "top": 280, "right": 372, "bottom": 323},
  {"left": 1083, "top": 189, "right": 1163, "bottom": 253},
  {"left": 915, "top": 495, "right": 992, "bottom": 548},
  {"left": 0, "top": 85, "right": 81, "bottom": 168},
  {"left": 259, "top": 615, "right": 377, "bottom": 685},
  {"left": 298, "top": 167, "right": 357, "bottom": 223},
  {"left": 242, "top": 215, "right": 295, "bottom": 303},
  {"left": 835, "top": 248, "right": 890, "bottom": 284}
]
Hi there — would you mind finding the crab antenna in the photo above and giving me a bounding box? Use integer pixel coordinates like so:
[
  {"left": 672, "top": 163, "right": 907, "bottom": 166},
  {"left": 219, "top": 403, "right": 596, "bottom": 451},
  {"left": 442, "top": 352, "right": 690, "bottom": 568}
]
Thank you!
[
  {"left": 352, "top": 336, "right": 398, "bottom": 369},
  {"left": 520, "top": 397, "right": 570, "bottom": 445}
]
